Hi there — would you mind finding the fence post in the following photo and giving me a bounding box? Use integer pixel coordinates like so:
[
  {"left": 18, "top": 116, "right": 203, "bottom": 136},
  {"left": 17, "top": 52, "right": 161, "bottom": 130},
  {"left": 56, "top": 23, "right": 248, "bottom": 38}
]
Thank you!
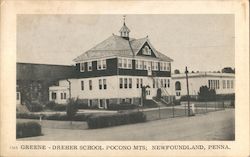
[{"left": 206, "top": 101, "right": 208, "bottom": 113}]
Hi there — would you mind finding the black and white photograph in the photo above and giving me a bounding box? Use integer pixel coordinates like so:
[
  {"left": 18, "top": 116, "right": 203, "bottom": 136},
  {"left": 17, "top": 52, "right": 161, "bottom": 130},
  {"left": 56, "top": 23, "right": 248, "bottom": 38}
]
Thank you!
[{"left": 16, "top": 14, "right": 235, "bottom": 141}]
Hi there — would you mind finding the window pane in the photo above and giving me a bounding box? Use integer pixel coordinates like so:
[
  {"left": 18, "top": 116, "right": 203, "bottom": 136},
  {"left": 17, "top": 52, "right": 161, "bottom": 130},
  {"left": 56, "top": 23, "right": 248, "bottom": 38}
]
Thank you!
[
  {"left": 120, "top": 78, "right": 123, "bottom": 89},
  {"left": 99, "top": 79, "right": 102, "bottom": 90},
  {"left": 129, "top": 78, "right": 132, "bottom": 88},
  {"left": 124, "top": 78, "right": 128, "bottom": 88},
  {"left": 123, "top": 58, "right": 127, "bottom": 68},
  {"left": 128, "top": 59, "right": 132, "bottom": 69},
  {"left": 80, "top": 63, "right": 85, "bottom": 72},
  {"left": 102, "top": 59, "right": 107, "bottom": 69},
  {"left": 136, "top": 78, "right": 139, "bottom": 88},
  {"left": 118, "top": 58, "right": 123, "bottom": 68},
  {"left": 103, "top": 79, "right": 107, "bottom": 89},
  {"left": 89, "top": 80, "right": 92, "bottom": 90},
  {"left": 97, "top": 60, "right": 101, "bottom": 70},
  {"left": 81, "top": 81, "right": 84, "bottom": 90}
]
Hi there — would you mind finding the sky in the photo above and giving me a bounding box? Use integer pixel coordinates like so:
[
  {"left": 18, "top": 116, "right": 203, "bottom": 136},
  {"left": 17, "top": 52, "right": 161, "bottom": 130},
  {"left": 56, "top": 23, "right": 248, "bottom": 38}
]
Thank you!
[{"left": 17, "top": 14, "right": 235, "bottom": 73}]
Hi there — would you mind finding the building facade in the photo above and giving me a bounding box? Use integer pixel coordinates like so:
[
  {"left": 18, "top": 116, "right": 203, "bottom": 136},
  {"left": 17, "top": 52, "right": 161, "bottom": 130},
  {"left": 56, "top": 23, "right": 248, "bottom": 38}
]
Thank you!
[
  {"left": 49, "top": 20, "right": 174, "bottom": 108},
  {"left": 172, "top": 72, "right": 235, "bottom": 99}
]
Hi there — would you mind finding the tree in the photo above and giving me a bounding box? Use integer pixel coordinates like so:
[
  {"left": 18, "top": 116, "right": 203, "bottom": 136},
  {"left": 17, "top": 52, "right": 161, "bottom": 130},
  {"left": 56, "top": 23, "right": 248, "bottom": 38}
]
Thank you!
[
  {"left": 174, "top": 69, "right": 180, "bottom": 74},
  {"left": 198, "top": 86, "right": 216, "bottom": 101},
  {"left": 222, "top": 67, "right": 235, "bottom": 73},
  {"left": 66, "top": 98, "right": 78, "bottom": 124}
]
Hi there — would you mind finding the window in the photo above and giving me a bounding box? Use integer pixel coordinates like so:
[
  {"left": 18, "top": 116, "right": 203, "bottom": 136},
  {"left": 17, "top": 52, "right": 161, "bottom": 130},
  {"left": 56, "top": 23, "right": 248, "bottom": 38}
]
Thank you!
[
  {"left": 231, "top": 80, "right": 234, "bottom": 89},
  {"left": 89, "top": 80, "right": 92, "bottom": 90},
  {"left": 61, "top": 93, "right": 63, "bottom": 99},
  {"left": 128, "top": 59, "right": 132, "bottom": 69},
  {"left": 163, "top": 63, "right": 167, "bottom": 71},
  {"left": 167, "top": 63, "right": 171, "bottom": 71},
  {"left": 124, "top": 78, "right": 128, "bottom": 89},
  {"left": 97, "top": 59, "right": 107, "bottom": 70},
  {"left": 223, "top": 80, "right": 226, "bottom": 89},
  {"left": 160, "top": 62, "right": 163, "bottom": 71},
  {"left": 156, "top": 79, "right": 159, "bottom": 88},
  {"left": 143, "top": 61, "right": 147, "bottom": 70},
  {"left": 153, "top": 62, "right": 158, "bottom": 71},
  {"left": 97, "top": 60, "right": 102, "bottom": 70},
  {"left": 81, "top": 81, "right": 84, "bottom": 90},
  {"left": 167, "top": 79, "right": 170, "bottom": 88},
  {"left": 102, "top": 59, "right": 107, "bottom": 69},
  {"left": 135, "top": 60, "right": 139, "bottom": 69},
  {"left": 217, "top": 80, "right": 220, "bottom": 89},
  {"left": 161, "top": 79, "right": 164, "bottom": 87},
  {"left": 123, "top": 58, "right": 127, "bottom": 68},
  {"left": 99, "top": 79, "right": 102, "bottom": 90},
  {"left": 99, "top": 99, "right": 105, "bottom": 108},
  {"left": 103, "top": 79, "right": 107, "bottom": 89},
  {"left": 175, "top": 81, "right": 181, "bottom": 90},
  {"left": 136, "top": 78, "right": 139, "bottom": 88},
  {"left": 140, "top": 78, "right": 143, "bottom": 88},
  {"left": 88, "top": 62, "right": 92, "bottom": 71},
  {"left": 176, "top": 92, "right": 180, "bottom": 96},
  {"left": 227, "top": 80, "right": 230, "bottom": 88},
  {"left": 139, "top": 60, "right": 143, "bottom": 69},
  {"left": 153, "top": 79, "right": 156, "bottom": 88},
  {"left": 80, "top": 63, "right": 85, "bottom": 72},
  {"left": 120, "top": 78, "right": 123, "bottom": 89},
  {"left": 118, "top": 58, "right": 123, "bottom": 68},
  {"left": 129, "top": 78, "right": 132, "bottom": 88},
  {"left": 88, "top": 99, "right": 93, "bottom": 107},
  {"left": 52, "top": 92, "right": 56, "bottom": 100},
  {"left": 164, "top": 79, "right": 167, "bottom": 88},
  {"left": 142, "top": 46, "right": 151, "bottom": 55},
  {"left": 64, "top": 93, "right": 66, "bottom": 99}
]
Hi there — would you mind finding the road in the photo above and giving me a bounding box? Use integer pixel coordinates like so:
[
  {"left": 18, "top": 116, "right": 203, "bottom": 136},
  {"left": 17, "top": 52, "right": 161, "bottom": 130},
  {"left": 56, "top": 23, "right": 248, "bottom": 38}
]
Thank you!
[{"left": 19, "top": 109, "right": 234, "bottom": 141}]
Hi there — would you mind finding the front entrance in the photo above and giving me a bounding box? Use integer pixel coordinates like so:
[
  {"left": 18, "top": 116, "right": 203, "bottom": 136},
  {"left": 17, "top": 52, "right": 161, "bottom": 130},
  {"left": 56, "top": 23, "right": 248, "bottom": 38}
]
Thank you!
[{"left": 146, "top": 88, "right": 153, "bottom": 99}]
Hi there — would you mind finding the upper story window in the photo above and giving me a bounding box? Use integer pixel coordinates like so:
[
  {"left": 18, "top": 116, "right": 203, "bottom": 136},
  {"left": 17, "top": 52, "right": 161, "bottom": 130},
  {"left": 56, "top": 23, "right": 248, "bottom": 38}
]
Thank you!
[
  {"left": 160, "top": 62, "right": 169, "bottom": 71},
  {"left": 152, "top": 62, "right": 159, "bottom": 71},
  {"left": 223, "top": 80, "right": 226, "bottom": 89},
  {"left": 136, "top": 78, "right": 139, "bottom": 88},
  {"left": 98, "top": 79, "right": 107, "bottom": 90},
  {"left": 80, "top": 63, "right": 85, "bottom": 72},
  {"left": 118, "top": 58, "right": 133, "bottom": 69},
  {"left": 129, "top": 78, "right": 132, "bottom": 88},
  {"left": 88, "top": 62, "right": 92, "bottom": 71},
  {"left": 227, "top": 80, "right": 230, "bottom": 88},
  {"left": 231, "top": 80, "right": 234, "bottom": 89},
  {"left": 143, "top": 61, "right": 147, "bottom": 70},
  {"left": 142, "top": 46, "right": 151, "bottom": 55},
  {"left": 167, "top": 62, "right": 171, "bottom": 71},
  {"left": 97, "top": 59, "right": 107, "bottom": 70}
]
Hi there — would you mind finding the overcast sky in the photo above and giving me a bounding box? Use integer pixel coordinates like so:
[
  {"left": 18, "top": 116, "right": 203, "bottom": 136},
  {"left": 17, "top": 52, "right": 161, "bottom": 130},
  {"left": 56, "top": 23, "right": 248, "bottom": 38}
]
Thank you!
[{"left": 17, "top": 14, "right": 234, "bottom": 72}]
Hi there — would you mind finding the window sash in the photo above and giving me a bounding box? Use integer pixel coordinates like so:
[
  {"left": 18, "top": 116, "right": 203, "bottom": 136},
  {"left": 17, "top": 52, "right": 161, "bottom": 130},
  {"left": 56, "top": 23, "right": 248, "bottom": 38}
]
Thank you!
[
  {"left": 103, "top": 79, "right": 107, "bottom": 89},
  {"left": 120, "top": 78, "right": 123, "bottom": 89},
  {"left": 80, "top": 63, "right": 85, "bottom": 72},
  {"left": 124, "top": 78, "right": 128, "bottom": 88},
  {"left": 81, "top": 81, "right": 84, "bottom": 90},
  {"left": 129, "top": 78, "right": 132, "bottom": 88},
  {"left": 89, "top": 80, "right": 92, "bottom": 90},
  {"left": 88, "top": 62, "right": 92, "bottom": 71}
]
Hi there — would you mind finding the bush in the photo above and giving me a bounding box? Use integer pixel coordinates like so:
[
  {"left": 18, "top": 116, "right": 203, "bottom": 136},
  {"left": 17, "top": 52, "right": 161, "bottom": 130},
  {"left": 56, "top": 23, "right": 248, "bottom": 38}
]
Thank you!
[
  {"left": 45, "top": 101, "right": 66, "bottom": 111},
  {"left": 173, "top": 99, "right": 180, "bottom": 105},
  {"left": 27, "top": 102, "right": 43, "bottom": 112},
  {"left": 107, "top": 103, "right": 137, "bottom": 110},
  {"left": 143, "top": 100, "right": 158, "bottom": 108},
  {"left": 16, "top": 122, "right": 42, "bottom": 138},
  {"left": 87, "top": 112, "right": 146, "bottom": 129},
  {"left": 17, "top": 113, "right": 41, "bottom": 119},
  {"left": 17, "top": 113, "right": 91, "bottom": 121}
]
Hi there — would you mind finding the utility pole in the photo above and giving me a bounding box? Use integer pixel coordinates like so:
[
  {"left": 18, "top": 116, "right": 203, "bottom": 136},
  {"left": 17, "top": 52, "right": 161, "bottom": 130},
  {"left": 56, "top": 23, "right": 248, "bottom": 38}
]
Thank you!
[{"left": 185, "top": 66, "right": 190, "bottom": 116}]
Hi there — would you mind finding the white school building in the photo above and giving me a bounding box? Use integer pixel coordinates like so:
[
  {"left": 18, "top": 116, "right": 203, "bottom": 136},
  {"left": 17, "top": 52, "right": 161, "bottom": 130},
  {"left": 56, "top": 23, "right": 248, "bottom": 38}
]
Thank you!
[{"left": 49, "top": 19, "right": 174, "bottom": 108}]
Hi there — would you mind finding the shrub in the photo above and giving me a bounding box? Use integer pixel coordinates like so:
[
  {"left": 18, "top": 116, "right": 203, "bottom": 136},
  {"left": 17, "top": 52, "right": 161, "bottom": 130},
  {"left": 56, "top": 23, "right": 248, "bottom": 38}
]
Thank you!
[
  {"left": 66, "top": 99, "right": 78, "bottom": 122},
  {"left": 107, "top": 103, "right": 137, "bottom": 110},
  {"left": 17, "top": 113, "right": 41, "bottom": 119},
  {"left": 173, "top": 99, "right": 180, "bottom": 105},
  {"left": 16, "top": 122, "right": 42, "bottom": 138},
  {"left": 143, "top": 100, "right": 158, "bottom": 108},
  {"left": 46, "top": 101, "right": 56, "bottom": 109},
  {"left": 17, "top": 113, "right": 90, "bottom": 121},
  {"left": 198, "top": 86, "right": 216, "bottom": 101},
  {"left": 87, "top": 111, "right": 146, "bottom": 129},
  {"left": 53, "top": 104, "right": 67, "bottom": 111},
  {"left": 27, "top": 102, "right": 43, "bottom": 112}
]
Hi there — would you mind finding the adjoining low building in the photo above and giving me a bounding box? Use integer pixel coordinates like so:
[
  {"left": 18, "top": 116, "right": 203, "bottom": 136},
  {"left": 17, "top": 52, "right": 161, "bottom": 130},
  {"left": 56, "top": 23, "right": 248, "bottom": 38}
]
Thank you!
[
  {"left": 16, "top": 62, "right": 77, "bottom": 106},
  {"left": 49, "top": 20, "right": 174, "bottom": 108},
  {"left": 172, "top": 72, "right": 235, "bottom": 99}
]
